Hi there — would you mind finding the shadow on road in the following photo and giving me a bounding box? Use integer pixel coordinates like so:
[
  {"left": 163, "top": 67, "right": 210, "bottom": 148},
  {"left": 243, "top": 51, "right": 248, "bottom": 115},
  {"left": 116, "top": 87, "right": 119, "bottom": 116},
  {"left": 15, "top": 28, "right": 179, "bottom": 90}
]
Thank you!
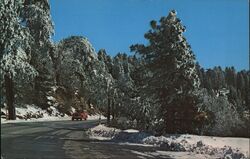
[{"left": 60, "top": 137, "right": 111, "bottom": 143}]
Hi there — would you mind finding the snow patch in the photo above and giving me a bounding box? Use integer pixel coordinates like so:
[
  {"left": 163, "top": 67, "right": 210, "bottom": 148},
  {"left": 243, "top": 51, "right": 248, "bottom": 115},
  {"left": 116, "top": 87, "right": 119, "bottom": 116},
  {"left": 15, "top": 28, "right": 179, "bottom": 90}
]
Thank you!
[
  {"left": 47, "top": 96, "right": 56, "bottom": 101},
  {"left": 88, "top": 125, "right": 250, "bottom": 158},
  {"left": 123, "top": 129, "right": 139, "bottom": 133},
  {"left": 88, "top": 124, "right": 121, "bottom": 140},
  {"left": 1, "top": 105, "right": 69, "bottom": 124},
  {"left": 87, "top": 114, "right": 106, "bottom": 121}
]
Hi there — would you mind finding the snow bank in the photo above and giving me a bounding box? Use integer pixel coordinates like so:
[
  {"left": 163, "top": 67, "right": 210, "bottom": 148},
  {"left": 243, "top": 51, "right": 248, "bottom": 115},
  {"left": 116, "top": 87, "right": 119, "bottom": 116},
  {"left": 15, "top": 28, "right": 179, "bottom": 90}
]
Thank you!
[
  {"left": 1, "top": 105, "right": 106, "bottom": 124},
  {"left": 143, "top": 135, "right": 249, "bottom": 158},
  {"left": 1, "top": 105, "right": 70, "bottom": 124},
  {"left": 174, "top": 134, "right": 249, "bottom": 156},
  {"left": 87, "top": 114, "right": 106, "bottom": 121},
  {"left": 1, "top": 116, "right": 71, "bottom": 124},
  {"left": 88, "top": 124, "right": 121, "bottom": 140},
  {"left": 88, "top": 125, "right": 250, "bottom": 159}
]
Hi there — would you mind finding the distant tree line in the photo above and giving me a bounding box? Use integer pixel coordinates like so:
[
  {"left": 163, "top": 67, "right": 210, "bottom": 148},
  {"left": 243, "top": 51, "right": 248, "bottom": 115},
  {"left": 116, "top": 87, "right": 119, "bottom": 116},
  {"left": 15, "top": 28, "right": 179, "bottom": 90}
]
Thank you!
[{"left": 0, "top": 1, "right": 249, "bottom": 137}]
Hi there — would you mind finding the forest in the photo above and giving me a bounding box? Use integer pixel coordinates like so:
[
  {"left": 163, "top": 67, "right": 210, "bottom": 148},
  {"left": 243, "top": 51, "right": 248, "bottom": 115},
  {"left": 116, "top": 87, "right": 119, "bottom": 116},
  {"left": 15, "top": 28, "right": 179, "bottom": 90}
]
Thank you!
[{"left": 0, "top": 0, "right": 249, "bottom": 137}]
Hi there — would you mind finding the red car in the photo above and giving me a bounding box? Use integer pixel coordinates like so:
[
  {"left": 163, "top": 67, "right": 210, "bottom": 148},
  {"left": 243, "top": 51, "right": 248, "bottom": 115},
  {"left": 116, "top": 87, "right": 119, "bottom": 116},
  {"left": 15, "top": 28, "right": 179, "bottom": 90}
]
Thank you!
[{"left": 72, "top": 112, "right": 88, "bottom": 121}]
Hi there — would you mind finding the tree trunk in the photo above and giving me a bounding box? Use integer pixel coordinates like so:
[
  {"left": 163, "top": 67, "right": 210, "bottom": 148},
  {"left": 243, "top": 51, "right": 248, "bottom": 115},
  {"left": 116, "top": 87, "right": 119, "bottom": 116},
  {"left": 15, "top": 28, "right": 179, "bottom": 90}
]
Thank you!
[
  {"left": 4, "top": 74, "right": 15, "bottom": 120},
  {"left": 165, "top": 107, "right": 174, "bottom": 133},
  {"left": 107, "top": 97, "right": 110, "bottom": 125},
  {"left": 111, "top": 99, "right": 115, "bottom": 120},
  {"left": 55, "top": 73, "right": 60, "bottom": 86},
  {"left": 49, "top": 46, "right": 60, "bottom": 86}
]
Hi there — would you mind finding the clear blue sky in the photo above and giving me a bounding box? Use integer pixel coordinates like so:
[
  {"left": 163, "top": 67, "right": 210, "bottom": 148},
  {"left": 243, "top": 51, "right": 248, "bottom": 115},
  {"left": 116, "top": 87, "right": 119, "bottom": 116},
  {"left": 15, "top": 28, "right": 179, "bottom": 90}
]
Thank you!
[{"left": 50, "top": 0, "right": 249, "bottom": 70}]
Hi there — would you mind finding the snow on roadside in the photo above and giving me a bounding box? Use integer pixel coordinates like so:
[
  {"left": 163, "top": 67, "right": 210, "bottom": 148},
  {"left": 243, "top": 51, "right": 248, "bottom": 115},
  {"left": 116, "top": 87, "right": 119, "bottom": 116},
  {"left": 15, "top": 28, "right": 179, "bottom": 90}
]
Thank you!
[
  {"left": 174, "top": 134, "right": 249, "bottom": 156},
  {"left": 1, "top": 114, "right": 105, "bottom": 124},
  {"left": 88, "top": 124, "right": 121, "bottom": 140},
  {"left": 1, "top": 105, "right": 70, "bottom": 124},
  {"left": 87, "top": 114, "right": 106, "bottom": 121},
  {"left": 88, "top": 124, "right": 250, "bottom": 159},
  {"left": 1, "top": 105, "right": 106, "bottom": 124},
  {"left": 1, "top": 116, "right": 71, "bottom": 124}
]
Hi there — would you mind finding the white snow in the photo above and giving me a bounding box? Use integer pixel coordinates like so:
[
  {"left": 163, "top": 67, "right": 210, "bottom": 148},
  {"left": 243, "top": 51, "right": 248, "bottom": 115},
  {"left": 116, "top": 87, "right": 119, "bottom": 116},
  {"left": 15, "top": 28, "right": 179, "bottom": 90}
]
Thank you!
[
  {"left": 88, "top": 124, "right": 121, "bottom": 140},
  {"left": 71, "top": 107, "right": 76, "bottom": 113},
  {"left": 17, "top": 105, "right": 43, "bottom": 115},
  {"left": 174, "top": 134, "right": 249, "bottom": 155},
  {"left": 123, "top": 129, "right": 139, "bottom": 133},
  {"left": 47, "top": 96, "right": 56, "bottom": 101},
  {"left": 87, "top": 114, "right": 106, "bottom": 121},
  {"left": 51, "top": 86, "right": 58, "bottom": 92},
  {"left": 93, "top": 69, "right": 97, "bottom": 75},
  {"left": 117, "top": 142, "right": 154, "bottom": 147},
  {"left": 88, "top": 124, "right": 250, "bottom": 158},
  {"left": 1, "top": 105, "right": 70, "bottom": 124},
  {"left": 142, "top": 134, "right": 250, "bottom": 158},
  {"left": 1, "top": 105, "right": 105, "bottom": 124},
  {"left": 1, "top": 116, "right": 71, "bottom": 124}
]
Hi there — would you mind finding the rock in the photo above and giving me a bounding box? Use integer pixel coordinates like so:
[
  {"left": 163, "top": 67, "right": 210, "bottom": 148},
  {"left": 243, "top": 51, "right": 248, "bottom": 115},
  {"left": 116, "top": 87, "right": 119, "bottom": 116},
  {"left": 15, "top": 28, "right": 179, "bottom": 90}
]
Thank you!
[
  {"left": 232, "top": 152, "right": 245, "bottom": 159},
  {"left": 224, "top": 147, "right": 233, "bottom": 155},
  {"left": 170, "top": 142, "right": 186, "bottom": 151},
  {"left": 196, "top": 140, "right": 203, "bottom": 147}
]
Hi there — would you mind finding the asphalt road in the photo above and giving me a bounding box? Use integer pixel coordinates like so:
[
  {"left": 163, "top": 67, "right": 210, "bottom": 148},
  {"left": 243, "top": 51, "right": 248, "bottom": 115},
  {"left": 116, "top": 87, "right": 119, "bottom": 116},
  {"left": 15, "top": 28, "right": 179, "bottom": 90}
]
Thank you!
[{"left": 1, "top": 120, "right": 177, "bottom": 159}]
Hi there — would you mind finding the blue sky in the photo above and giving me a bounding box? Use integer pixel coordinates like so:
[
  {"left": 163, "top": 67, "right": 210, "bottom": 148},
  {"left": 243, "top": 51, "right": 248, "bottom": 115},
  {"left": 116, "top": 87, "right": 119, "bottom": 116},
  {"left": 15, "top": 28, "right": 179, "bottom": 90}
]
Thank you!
[{"left": 50, "top": 0, "right": 249, "bottom": 70}]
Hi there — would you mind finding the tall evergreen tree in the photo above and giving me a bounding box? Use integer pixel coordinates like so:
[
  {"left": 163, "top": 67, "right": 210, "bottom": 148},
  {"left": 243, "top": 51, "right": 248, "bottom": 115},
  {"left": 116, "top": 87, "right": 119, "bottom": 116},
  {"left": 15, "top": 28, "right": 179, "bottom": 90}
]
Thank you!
[
  {"left": 131, "top": 10, "right": 200, "bottom": 133},
  {"left": 22, "top": 0, "right": 54, "bottom": 108},
  {"left": 0, "top": 0, "right": 37, "bottom": 119}
]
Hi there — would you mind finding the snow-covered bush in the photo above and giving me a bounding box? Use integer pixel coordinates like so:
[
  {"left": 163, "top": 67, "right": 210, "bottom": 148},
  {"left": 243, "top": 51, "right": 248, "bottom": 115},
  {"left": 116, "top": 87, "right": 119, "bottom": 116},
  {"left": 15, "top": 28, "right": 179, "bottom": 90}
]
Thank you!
[
  {"left": 143, "top": 136, "right": 170, "bottom": 145},
  {"left": 87, "top": 124, "right": 121, "bottom": 139},
  {"left": 198, "top": 89, "right": 246, "bottom": 136}
]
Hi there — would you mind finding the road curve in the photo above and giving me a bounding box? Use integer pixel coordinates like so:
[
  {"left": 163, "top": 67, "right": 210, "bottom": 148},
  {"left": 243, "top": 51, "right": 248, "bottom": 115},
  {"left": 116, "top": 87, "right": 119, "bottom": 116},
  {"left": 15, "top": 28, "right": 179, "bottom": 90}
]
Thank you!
[{"left": 1, "top": 120, "right": 176, "bottom": 159}]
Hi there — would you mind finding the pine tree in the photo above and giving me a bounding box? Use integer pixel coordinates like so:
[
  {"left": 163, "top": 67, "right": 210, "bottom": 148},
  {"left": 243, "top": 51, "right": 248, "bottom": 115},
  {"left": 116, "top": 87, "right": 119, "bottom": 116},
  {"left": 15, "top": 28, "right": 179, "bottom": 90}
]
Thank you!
[
  {"left": 0, "top": 0, "right": 37, "bottom": 119},
  {"left": 54, "top": 36, "right": 96, "bottom": 111},
  {"left": 131, "top": 10, "right": 200, "bottom": 133},
  {"left": 21, "top": 0, "right": 54, "bottom": 108},
  {"left": 55, "top": 36, "right": 114, "bottom": 115}
]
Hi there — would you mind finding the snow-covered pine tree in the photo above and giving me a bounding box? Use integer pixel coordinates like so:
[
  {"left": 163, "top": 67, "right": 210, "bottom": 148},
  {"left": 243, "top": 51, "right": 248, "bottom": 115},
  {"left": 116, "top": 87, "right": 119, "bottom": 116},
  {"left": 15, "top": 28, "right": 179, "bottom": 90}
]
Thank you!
[
  {"left": 131, "top": 10, "right": 200, "bottom": 134},
  {"left": 132, "top": 58, "right": 155, "bottom": 130},
  {"left": 55, "top": 36, "right": 113, "bottom": 114},
  {"left": 97, "top": 49, "right": 114, "bottom": 124},
  {"left": 0, "top": 0, "right": 37, "bottom": 119},
  {"left": 112, "top": 54, "right": 134, "bottom": 117},
  {"left": 54, "top": 36, "right": 95, "bottom": 111},
  {"left": 21, "top": 0, "right": 54, "bottom": 108}
]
